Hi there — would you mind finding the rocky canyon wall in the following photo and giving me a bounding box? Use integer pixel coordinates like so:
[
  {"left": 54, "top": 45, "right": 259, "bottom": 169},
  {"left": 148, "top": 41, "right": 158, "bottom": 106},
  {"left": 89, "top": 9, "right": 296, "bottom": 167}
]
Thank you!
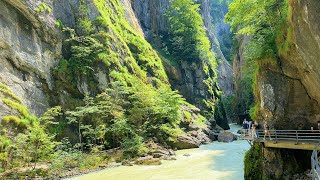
[
  {"left": 245, "top": 0, "right": 320, "bottom": 178},
  {"left": 0, "top": 0, "right": 232, "bottom": 130},
  {"left": 132, "top": 0, "right": 233, "bottom": 128},
  {"left": 0, "top": 0, "right": 61, "bottom": 117},
  {"left": 257, "top": 0, "right": 320, "bottom": 133}
]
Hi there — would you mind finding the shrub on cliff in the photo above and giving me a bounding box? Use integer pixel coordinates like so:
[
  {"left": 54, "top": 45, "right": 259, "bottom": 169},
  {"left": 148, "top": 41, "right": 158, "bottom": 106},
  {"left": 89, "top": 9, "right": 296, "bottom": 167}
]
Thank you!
[
  {"left": 165, "top": 0, "right": 216, "bottom": 63},
  {"left": 244, "top": 142, "right": 264, "bottom": 179}
]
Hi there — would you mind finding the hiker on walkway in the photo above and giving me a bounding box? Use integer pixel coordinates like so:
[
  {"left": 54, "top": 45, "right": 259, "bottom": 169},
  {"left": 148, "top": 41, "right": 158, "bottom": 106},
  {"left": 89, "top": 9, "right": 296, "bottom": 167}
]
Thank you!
[
  {"left": 263, "top": 121, "right": 272, "bottom": 140},
  {"left": 248, "top": 119, "right": 252, "bottom": 130},
  {"left": 243, "top": 118, "right": 249, "bottom": 135},
  {"left": 251, "top": 124, "right": 257, "bottom": 139}
]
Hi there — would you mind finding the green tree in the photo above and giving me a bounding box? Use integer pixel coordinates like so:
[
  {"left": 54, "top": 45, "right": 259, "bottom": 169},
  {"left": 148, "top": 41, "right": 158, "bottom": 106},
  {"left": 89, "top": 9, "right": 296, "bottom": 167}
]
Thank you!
[
  {"left": 166, "top": 0, "right": 214, "bottom": 62},
  {"left": 66, "top": 95, "right": 99, "bottom": 151},
  {"left": 13, "top": 120, "right": 57, "bottom": 169},
  {"left": 225, "top": 0, "right": 288, "bottom": 60}
]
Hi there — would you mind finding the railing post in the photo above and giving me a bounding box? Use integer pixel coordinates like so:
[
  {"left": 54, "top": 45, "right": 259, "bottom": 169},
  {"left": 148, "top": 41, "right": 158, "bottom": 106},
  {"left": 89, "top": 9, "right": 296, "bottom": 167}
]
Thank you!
[
  {"left": 275, "top": 131, "right": 277, "bottom": 144},
  {"left": 295, "top": 130, "right": 298, "bottom": 144}
]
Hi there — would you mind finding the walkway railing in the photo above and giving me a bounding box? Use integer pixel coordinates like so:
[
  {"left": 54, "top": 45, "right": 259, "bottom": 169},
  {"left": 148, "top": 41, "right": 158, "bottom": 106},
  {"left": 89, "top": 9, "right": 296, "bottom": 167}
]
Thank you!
[
  {"left": 240, "top": 129, "right": 320, "bottom": 179},
  {"left": 240, "top": 129, "right": 320, "bottom": 143},
  {"left": 311, "top": 144, "right": 320, "bottom": 180}
]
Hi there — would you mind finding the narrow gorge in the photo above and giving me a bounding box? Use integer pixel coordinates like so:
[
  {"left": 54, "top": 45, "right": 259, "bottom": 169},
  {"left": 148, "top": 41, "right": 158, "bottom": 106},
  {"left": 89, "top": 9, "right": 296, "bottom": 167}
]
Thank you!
[{"left": 0, "top": 0, "right": 319, "bottom": 179}]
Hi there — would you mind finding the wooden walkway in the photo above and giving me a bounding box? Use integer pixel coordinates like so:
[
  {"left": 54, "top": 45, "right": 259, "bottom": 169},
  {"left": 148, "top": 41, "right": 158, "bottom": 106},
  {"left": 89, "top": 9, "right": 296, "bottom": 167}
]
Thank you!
[
  {"left": 240, "top": 129, "right": 320, "bottom": 150},
  {"left": 240, "top": 129, "right": 320, "bottom": 179}
]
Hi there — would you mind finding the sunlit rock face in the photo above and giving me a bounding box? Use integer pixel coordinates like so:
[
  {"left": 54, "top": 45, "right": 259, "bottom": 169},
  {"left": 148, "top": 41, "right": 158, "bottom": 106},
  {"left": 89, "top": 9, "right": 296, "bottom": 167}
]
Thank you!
[
  {"left": 251, "top": 0, "right": 320, "bottom": 178},
  {"left": 0, "top": 0, "right": 61, "bottom": 117},
  {"left": 131, "top": 0, "right": 169, "bottom": 41},
  {"left": 0, "top": 0, "right": 232, "bottom": 131},
  {"left": 199, "top": 0, "right": 234, "bottom": 97},
  {"left": 282, "top": 0, "right": 320, "bottom": 105},
  {"left": 257, "top": 0, "right": 320, "bottom": 129},
  {"left": 132, "top": 0, "right": 232, "bottom": 129}
]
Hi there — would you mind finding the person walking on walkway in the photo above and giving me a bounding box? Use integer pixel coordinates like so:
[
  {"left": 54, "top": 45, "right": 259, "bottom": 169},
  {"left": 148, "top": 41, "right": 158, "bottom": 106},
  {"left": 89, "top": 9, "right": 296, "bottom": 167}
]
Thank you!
[
  {"left": 243, "top": 118, "right": 249, "bottom": 135},
  {"left": 251, "top": 124, "right": 257, "bottom": 139},
  {"left": 263, "top": 121, "right": 272, "bottom": 140}
]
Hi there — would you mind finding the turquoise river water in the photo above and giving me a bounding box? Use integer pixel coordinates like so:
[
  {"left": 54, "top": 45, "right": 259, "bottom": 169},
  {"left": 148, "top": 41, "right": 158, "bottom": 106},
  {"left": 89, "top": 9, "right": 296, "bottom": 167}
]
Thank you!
[{"left": 68, "top": 124, "right": 250, "bottom": 180}]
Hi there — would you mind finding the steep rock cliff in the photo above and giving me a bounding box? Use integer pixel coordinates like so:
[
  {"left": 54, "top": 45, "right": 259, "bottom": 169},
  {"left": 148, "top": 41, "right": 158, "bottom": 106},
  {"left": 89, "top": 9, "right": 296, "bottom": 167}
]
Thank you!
[
  {"left": 132, "top": 0, "right": 232, "bottom": 129},
  {"left": 0, "top": 0, "right": 227, "bottom": 150},
  {"left": 255, "top": 0, "right": 320, "bottom": 129},
  {"left": 245, "top": 0, "right": 320, "bottom": 178},
  {"left": 0, "top": 0, "right": 61, "bottom": 118}
]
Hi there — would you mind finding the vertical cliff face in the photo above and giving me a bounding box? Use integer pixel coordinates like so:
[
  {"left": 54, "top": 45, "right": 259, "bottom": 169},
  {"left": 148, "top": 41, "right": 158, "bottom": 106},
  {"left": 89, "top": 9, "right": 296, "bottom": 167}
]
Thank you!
[
  {"left": 256, "top": 0, "right": 320, "bottom": 130},
  {"left": 0, "top": 0, "right": 61, "bottom": 117},
  {"left": 199, "top": 0, "right": 234, "bottom": 97},
  {"left": 0, "top": 0, "right": 232, "bottom": 132},
  {"left": 132, "top": 0, "right": 233, "bottom": 128},
  {"left": 132, "top": 0, "right": 169, "bottom": 42},
  {"left": 244, "top": 0, "right": 320, "bottom": 178}
]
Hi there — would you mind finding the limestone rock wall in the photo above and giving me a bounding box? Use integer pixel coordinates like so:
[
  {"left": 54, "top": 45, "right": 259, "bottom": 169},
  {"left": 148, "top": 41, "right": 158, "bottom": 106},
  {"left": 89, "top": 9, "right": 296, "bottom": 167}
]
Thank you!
[
  {"left": 257, "top": 0, "right": 320, "bottom": 130},
  {"left": 251, "top": 0, "right": 320, "bottom": 178},
  {"left": 0, "top": 0, "right": 61, "bottom": 117},
  {"left": 132, "top": 0, "right": 232, "bottom": 128},
  {"left": 199, "top": 0, "right": 234, "bottom": 97},
  {"left": 0, "top": 0, "right": 233, "bottom": 131}
]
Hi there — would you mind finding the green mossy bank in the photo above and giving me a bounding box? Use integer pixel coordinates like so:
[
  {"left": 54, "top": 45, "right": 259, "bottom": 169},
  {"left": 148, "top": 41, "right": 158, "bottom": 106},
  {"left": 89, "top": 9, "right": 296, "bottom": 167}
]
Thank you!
[{"left": 0, "top": 0, "right": 228, "bottom": 178}]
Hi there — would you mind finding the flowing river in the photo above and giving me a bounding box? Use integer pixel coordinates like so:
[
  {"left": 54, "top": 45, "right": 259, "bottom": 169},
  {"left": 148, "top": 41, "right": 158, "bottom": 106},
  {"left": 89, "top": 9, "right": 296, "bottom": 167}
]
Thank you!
[{"left": 68, "top": 124, "right": 250, "bottom": 180}]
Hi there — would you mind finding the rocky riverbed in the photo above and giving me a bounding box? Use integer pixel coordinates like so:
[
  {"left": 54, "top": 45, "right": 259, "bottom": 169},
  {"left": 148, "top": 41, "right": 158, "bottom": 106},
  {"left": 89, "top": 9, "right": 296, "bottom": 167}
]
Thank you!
[{"left": 67, "top": 124, "right": 249, "bottom": 180}]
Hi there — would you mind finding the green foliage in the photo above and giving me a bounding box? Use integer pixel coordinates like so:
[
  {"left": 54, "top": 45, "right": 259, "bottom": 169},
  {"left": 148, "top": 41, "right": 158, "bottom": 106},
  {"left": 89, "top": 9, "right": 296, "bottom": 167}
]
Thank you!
[
  {"left": 64, "top": 36, "right": 104, "bottom": 74},
  {"left": 183, "top": 111, "right": 192, "bottom": 122},
  {"left": 121, "top": 136, "right": 147, "bottom": 158},
  {"left": 165, "top": 0, "right": 215, "bottom": 63},
  {"left": 35, "top": 2, "right": 52, "bottom": 14},
  {"left": 13, "top": 120, "right": 57, "bottom": 169},
  {"left": 49, "top": 138, "right": 109, "bottom": 176},
  {"left": 194, "top": 115, "right": 206, "bottom": 127},
  {"left": 2, "top": 98, "right": 30, "bottom": 118},
  {"left": 226, "top": 0, "right": 288, "bottom": 60},
  {"left": 65, "top": 81, "right": 185, "bottom": 151},
  {"left": 225, "top": 0, "right": 288, "bottom": 118},
  {"left": 40, "top": 106, "right": 62, "bottom": 125},
  {"left": 55, "top": 20, "right": 65, "bottom": 30},
  {"left": 221, "top": 95, "right": 235, "bottom": 117},
  {"left": 244, "top": 142, "right": 264, "bottom": 179},
  {"left": 40, "top": 106, "right": 64, "bottom": 135},
  {"left": 2, "top": 116, "right": 24, "bottom": 128},
  {"left": 0, "top": 84, "right": 22, "bottom": 103},
  {"left": 0, "top": 84, "right": 30, "bottom": 125},
  {"left": 0, "top": 86, "right": 58, "bottom": 174},
  {"left": 210, "top": 0, "right": 234, "bottom": 62}
]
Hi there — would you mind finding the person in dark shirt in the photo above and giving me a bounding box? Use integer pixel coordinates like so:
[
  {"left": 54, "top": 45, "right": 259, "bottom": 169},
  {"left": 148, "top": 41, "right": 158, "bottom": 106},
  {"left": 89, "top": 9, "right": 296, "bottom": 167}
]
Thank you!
[{"left": 243, "top": 118, "right": 249, "bottom": 135}]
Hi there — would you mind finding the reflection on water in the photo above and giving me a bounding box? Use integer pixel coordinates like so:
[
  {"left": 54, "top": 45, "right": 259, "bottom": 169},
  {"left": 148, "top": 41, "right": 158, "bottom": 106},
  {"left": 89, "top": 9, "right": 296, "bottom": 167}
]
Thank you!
[{"left": 68, "top": 124, "right": 250, "bottom": 180}]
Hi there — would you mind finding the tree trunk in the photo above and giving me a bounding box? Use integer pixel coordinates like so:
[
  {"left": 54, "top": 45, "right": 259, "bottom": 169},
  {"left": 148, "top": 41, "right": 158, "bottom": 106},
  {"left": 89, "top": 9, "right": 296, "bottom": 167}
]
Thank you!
[{"left": 79, "top": 120, "right": 82, "bottom": 151}]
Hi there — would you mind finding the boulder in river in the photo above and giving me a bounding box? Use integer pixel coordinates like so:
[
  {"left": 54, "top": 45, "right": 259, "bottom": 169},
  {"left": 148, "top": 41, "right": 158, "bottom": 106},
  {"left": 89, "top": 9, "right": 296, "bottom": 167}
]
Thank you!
[
  {"left": 174, "top": 134, "right": 201, "bottom": 149},
  {"left": 122, "top": 160, "right": 134, "bottom": 166},
  {"left": 217, "top": 131, "right": 237, "bottom": 143},
  {"left": 135, "top": 156, "right": 161, "bottom": 165}
]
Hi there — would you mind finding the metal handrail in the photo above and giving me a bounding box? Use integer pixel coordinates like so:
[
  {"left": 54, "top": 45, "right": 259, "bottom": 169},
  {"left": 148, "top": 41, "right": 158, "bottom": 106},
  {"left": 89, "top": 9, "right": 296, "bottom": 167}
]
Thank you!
[
  {"left": 311, "top": 143, "right": 320, "bottom": 180},
  {"left": 240, "top": 129, "right": 320, "bottom": 143},
  {"left": 240, "top": 129, "right": 320, "bottom": 179}
]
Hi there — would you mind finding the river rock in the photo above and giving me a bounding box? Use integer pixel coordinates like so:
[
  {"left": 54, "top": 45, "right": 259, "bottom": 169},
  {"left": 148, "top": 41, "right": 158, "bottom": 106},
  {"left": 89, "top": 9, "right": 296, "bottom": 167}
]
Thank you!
[
  {"left": 135, "top": 156, "right": 161, "bottom": 165},
  {"left": 121, "top": 160, "right": 134, "bottom": 166},
  {"left": 189, "top": 122, "right": 200, "bottom": 131},
  {"left": 163, "top": 156, "right": 177, "bottom": 161},
  {"left": 174, "top": 134, "right": 200, "bottom": 149},
  {"left": 217, "top": 131, "right": 237, "bottom": 143}
]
